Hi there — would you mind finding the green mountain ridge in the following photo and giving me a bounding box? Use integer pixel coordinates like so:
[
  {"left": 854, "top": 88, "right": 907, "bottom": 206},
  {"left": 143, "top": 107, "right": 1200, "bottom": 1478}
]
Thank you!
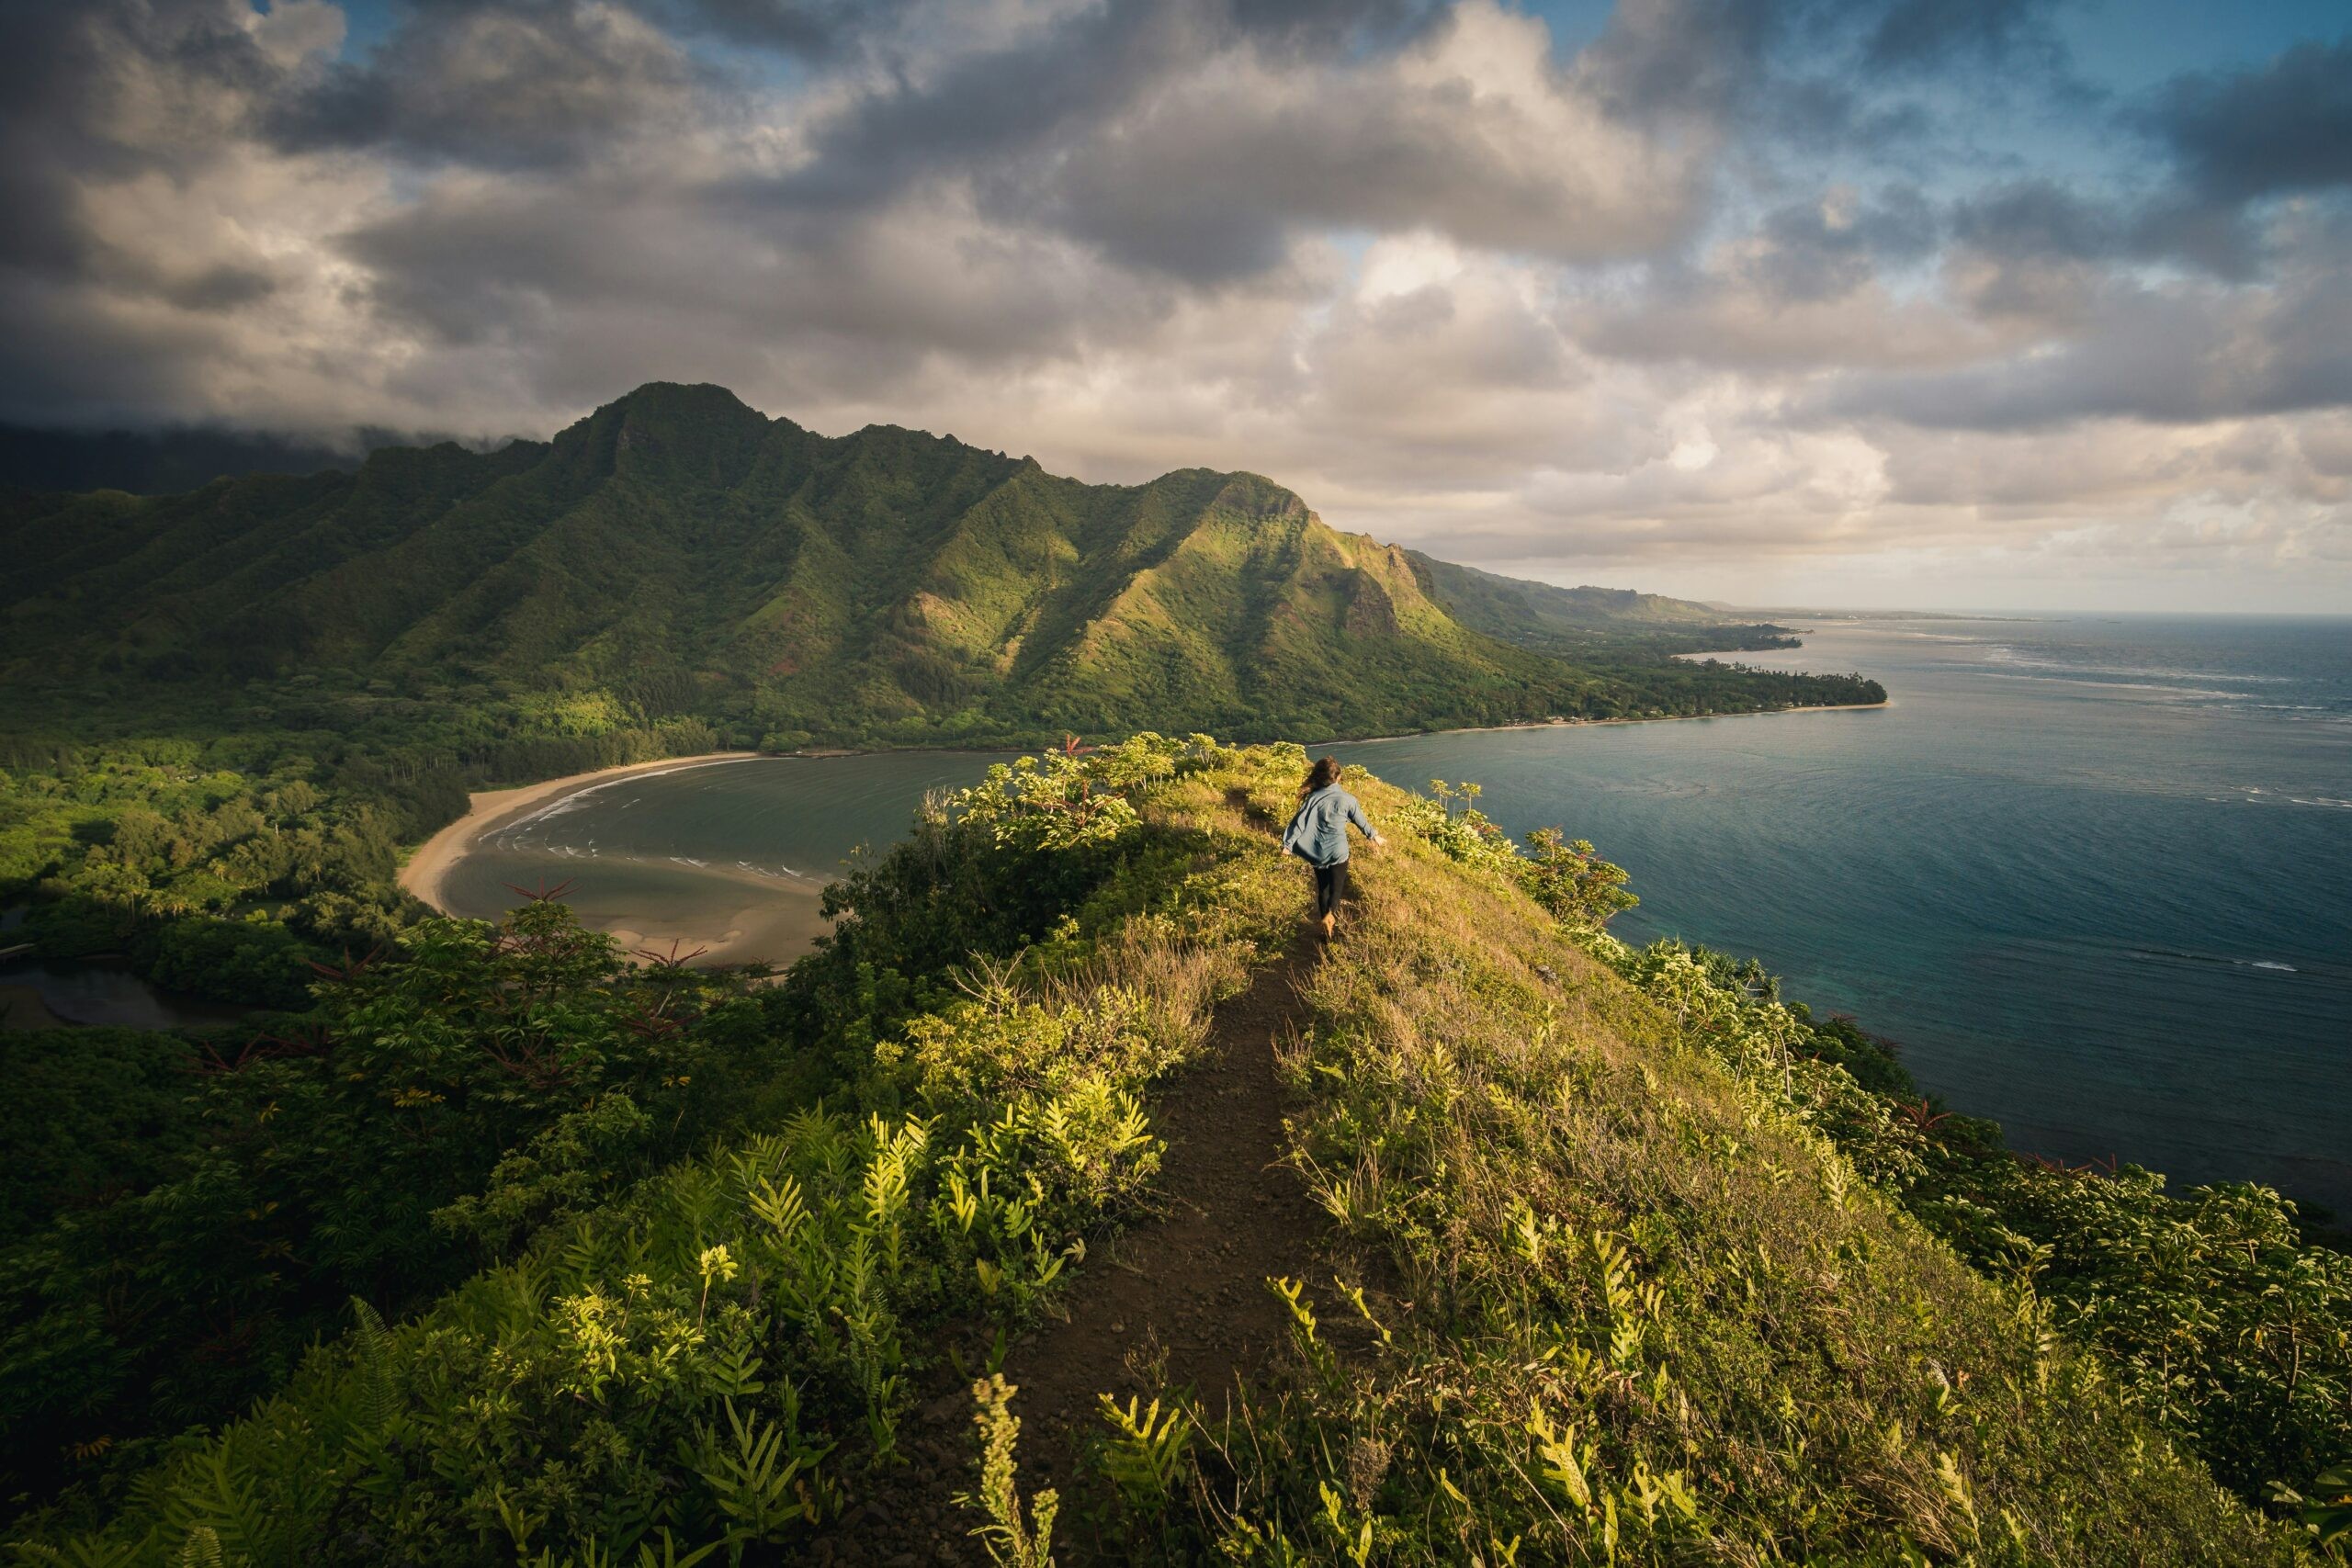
[
  {"left": 0, "top": 382, "right": 1879, "bottom": 748},
  {"left": 1402, "top": 550, "right": 1785, "bottom": 646}
]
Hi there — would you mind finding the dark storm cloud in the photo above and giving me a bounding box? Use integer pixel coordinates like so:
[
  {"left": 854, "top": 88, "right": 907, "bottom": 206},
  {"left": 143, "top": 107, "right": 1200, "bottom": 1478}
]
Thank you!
[
  {"left": 1950, "top": 181, "right": 2122, "bottom": 264},
  {"left": 763, "top": 0, "right": 1447, "bottom": 210},
  {"left": 268, "top": 0, "right": 704, "bottom": 168},
  {"left": 658, "top": 0, "right": 910, "bottom": 57},
  {"left": 1942, "top": 37, "right": 2352, "bottom": 284},
  {"left": 0, "top": 0, "right": 267, "bottom": 276},
  {"left": 1581, "top": 0, "right": 2068, "bottom": 129},
  {"left": 1568, "top": 186, "right": 1951, "bottom": 369},
  {"left": 1750, "top": 186, "right": 1937, "bottom": 300},
  {"left": 1569, "top": 0, "right": 1787, "bottom": 130},
  {"left": 664, "top": 0, "right": 1426, "bottom": 60},
  {"left": 1942, "top": 178, "right": 2260, "bottom": 282},
  {"left": 0, "top": 0, "right": 300, "bottom": 425},
  {"left": 1860, "top": 0, "right": 2063, "bottom": 73},
  {"left": 336, "top": 170, "right": 1167, "bottom": 391},
  {"left": 2147, "top": 36, "right": 2352, "bottom": 205},
  {"left": 762, "top": 0, "right": 1711, "bottom": 284},
  {"left": 1223, "top": 0, "right": 1441, "bottom": 43},
  {"left": 223, "top": 0, "right": 2109, "bottom": 302},
  {"left": 1035, "top": 66, "right": 1700, "bottom": 281},
  {"left": 1920, "top": 35, "right": 2352, "bottom": 288},
  {"left": 773, "top": 1, "right": 1174, "bottom": 210}
]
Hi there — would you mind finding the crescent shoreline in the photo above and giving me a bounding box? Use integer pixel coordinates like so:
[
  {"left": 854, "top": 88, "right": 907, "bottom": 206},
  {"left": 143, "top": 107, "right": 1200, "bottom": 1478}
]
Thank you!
[
  {"left": 396, "top": 700, "right": 1891, "bottom": 961},
  {"left": 396, "top": 751, "right": 765, "bottom": 913}
]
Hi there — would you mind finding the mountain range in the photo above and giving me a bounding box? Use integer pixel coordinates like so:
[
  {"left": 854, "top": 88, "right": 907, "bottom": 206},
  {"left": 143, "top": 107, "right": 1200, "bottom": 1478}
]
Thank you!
[{"left": 0, "top": 382, "right": 1879, "bottom": 748}]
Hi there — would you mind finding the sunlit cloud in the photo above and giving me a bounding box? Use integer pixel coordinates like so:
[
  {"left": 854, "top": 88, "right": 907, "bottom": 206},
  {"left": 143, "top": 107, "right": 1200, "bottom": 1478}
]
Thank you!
[{"left": 0, "top": 0, "right": 2345, "bottom": 609}]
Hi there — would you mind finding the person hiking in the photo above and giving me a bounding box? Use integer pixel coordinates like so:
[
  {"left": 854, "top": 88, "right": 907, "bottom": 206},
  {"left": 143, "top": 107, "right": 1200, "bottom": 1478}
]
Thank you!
[{"left": 1281, "top": 756, "right": 1381, "bottom": 938}]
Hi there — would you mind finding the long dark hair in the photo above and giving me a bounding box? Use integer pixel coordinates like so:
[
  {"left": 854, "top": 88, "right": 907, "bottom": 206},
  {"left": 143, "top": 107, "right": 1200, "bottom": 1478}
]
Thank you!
[{"left": 1297, "top": 756, "right": 1340, "bottom": 802}]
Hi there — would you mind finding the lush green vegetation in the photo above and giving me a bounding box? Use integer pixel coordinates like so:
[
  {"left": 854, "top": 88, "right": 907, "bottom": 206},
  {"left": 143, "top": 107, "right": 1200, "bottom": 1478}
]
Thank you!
[
  {"left": 0, "top": 737, "right": 447, "bottom": 1000},
  {"left": 1403, "top": 550, "right": 1800, "bottom": 655},
  {"left": 0, "top": 384, "right": 1879, "bottom": 754},
  {"left": 2, "top": 735, "right": 1291, "bottom": 1560},
  {"left": 0, "top": 382, "right": 1879, "bottom": 1006},
  {"left": 5, "top": 741, "right": 2342, "bottom": 1564},
  {"left": 0, "top": 902, "right": 778, "bottom": 1504}
]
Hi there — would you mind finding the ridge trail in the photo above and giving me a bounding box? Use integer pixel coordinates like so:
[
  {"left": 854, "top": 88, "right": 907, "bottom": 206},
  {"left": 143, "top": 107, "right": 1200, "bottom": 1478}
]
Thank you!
[
  {"left": 1003, "top": 930, "right": 1330, "bottom": 1483},
  {"left": 814, "top": 930, "right": 1331, "bottom": 1566}
]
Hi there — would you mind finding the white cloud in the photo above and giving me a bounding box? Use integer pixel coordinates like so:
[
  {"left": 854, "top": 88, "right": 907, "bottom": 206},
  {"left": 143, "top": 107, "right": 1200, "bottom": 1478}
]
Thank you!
[{"left": 0, "top": 0, "right": 2344, "bottom": 609}]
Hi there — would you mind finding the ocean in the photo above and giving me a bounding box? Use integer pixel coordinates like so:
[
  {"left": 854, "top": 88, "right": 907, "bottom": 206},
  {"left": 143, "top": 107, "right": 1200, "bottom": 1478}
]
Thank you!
[
  {"left": 437, "top": 614, "right": 2352, "bottom": 1216},
  {"left": 1334, "top": 615, "right": 2352, "bottom": 1216}
]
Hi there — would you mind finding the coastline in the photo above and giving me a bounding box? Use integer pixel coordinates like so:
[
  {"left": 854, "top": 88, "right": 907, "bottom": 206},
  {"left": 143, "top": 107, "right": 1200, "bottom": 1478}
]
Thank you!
[
  {"left": 397, "top": 751, "right": 764, "bottom": 913},
  {"left": 398, "top": 698, "right": 1889, "bottom": 959},
  {"left": 599, "top": 872, "right": 831, "bottom": 968},
  {"left": 1313, "top": 698, "right": 1890, "bottom": 749}
]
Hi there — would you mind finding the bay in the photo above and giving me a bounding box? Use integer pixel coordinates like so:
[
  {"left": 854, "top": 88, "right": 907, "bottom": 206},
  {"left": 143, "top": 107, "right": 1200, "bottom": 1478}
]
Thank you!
[
  {"left": 1332, "top": 614, "right": 2352, "bottom": 1217},
  {"left": 437, "top": 614, "right": 2352, "bottom": 1215},
  {"left": 436, "top": 751, "right": 1006, "bottom": 964}
]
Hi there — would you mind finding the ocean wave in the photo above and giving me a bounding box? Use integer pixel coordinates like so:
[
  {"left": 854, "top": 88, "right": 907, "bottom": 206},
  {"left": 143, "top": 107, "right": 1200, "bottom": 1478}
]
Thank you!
[
  {"left": 495, "top": 758, "right": 762, "bottom": 838},
  {"left": 1973, "top": 648, "right": 2295, "bottom": 684},
  {"left": 2130, "top": 945, "right": 2313, "bottom": 976},
  {"left": 1973, "top": 672, "right": 2259, "bottom": 701}
]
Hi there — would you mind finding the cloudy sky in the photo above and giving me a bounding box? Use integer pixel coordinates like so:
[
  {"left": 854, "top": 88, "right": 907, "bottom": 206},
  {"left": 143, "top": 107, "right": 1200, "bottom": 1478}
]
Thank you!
[{"left": 5, "top": 0, "right": 2348, "bottom": 610}]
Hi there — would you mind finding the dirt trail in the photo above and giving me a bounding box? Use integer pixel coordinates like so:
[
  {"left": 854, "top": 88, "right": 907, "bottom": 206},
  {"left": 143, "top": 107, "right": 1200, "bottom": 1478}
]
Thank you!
[
  {"left": 810, "top": 931, "right": 1329, "bottom": 1567},
  {"left": 1001, "top": 931, "right": 1329, "bottom": 1481}
]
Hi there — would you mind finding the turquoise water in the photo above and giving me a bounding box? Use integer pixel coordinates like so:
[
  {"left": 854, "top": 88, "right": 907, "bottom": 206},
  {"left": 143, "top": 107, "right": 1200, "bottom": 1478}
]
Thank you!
[
  {"left": 1333, "top": 615, "right": 2352, "bottom": 1216},
  {"left": 439, "top": 615, "right": 2351, "bottom": 1213}
]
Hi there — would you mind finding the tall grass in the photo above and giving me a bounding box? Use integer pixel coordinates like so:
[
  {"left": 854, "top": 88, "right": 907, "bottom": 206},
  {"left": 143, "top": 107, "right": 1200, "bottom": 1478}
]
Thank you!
[{"left": 1162, "top": 765, "right": 2310, "bottom": 1564}]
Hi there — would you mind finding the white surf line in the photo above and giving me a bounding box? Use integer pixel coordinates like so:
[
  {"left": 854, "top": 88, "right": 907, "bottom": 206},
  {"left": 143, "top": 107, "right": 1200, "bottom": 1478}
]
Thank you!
[{"left": 480, "top": 756, "right": 769, "bottom": 848}]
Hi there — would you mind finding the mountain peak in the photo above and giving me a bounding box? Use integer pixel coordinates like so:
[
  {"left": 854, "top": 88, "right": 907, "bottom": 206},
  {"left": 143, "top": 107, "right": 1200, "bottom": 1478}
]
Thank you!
[
  {"left": 562, "top": 382, "right": 778, "bottom": 488},
  {"left": 0, "top": 385, "right": 1878, "bottom": 739},
  {"left": 606, "top": 380, "right": 763, "bottom": 416}
]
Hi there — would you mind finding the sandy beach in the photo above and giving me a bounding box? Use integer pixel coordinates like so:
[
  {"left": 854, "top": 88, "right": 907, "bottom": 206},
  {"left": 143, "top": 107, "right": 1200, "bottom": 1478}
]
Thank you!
[
  {"left": 397, "top": 750, "right": 764, "bottom": 910},
  {"left": 596, "top": 865, "right": 832, "bottom": 968},
  {"left": 397, "top": 750, "right": 849, "bottom": 966}
]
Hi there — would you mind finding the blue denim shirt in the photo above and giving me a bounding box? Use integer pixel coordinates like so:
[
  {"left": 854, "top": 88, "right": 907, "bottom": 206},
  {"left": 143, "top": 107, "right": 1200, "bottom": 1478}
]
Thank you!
[{"left": 1281, "top": 784, "right": 1378, "bottom": 868}]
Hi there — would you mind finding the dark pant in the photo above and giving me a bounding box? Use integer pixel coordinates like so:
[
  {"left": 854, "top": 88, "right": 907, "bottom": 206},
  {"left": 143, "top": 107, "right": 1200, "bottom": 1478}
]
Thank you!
[{"left": 1313, "top": 858, "right": 1349, "bottom": 919}]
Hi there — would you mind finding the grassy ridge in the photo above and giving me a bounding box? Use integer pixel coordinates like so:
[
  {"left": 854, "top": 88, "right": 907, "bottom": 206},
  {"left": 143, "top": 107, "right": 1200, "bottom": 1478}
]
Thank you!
[
  {"left": 10, "top": 741, "right": 2339, "bottom": 1564},
  {"left": 1174, "top": 766, "right": 2334, "bottom": 1563}
]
